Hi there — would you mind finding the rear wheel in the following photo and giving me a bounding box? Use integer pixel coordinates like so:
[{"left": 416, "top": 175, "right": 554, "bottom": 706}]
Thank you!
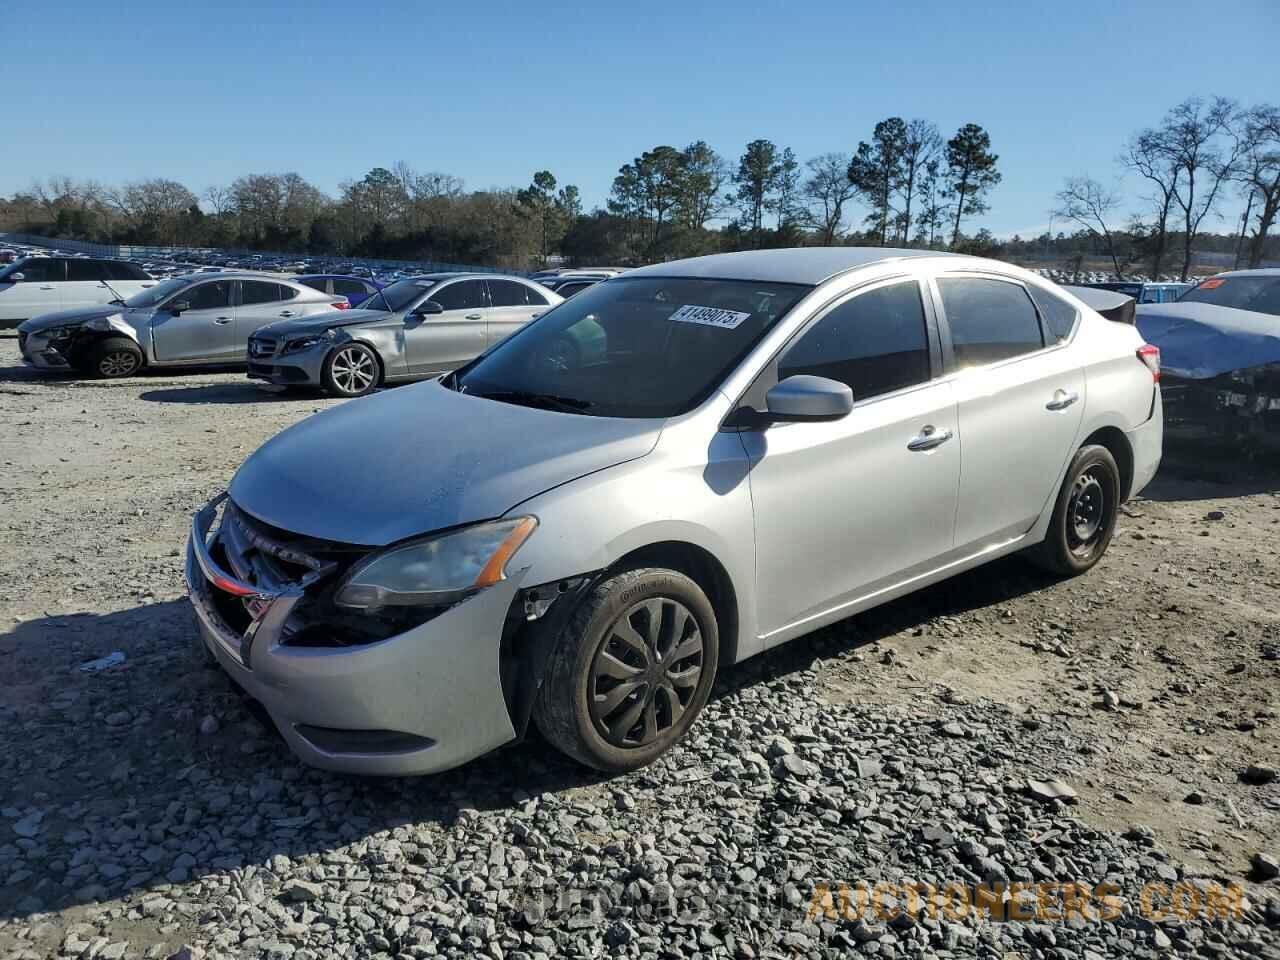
[
  {"left": 88, "top": 337, "right": 144, "bottom": 379},
  {"left": 1031, "top": 444, "right": 1121, "bottom": 576},
  {"left": 322, "top": 343, "right": 380, "bottom": 398},
  {"left": 533, "top": 568, "right": 718, "bottom": 773}
]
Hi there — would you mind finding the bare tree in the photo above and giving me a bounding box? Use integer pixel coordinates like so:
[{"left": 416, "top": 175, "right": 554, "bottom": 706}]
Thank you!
[
  {"left": 1122, "top": 130, "right": 1180, "bottom": 278},
  {"left": 897, "top": 119, "right": 941, "bottom": 245},
  {"left": 1161, "top": 97, "right": 1242, "bottom": 280},
  {"left": 203, "top": 185, "right": 233, "bottom": 217},
  {"left": 1053, "top": 176, "right": 1127, "bottom": 277},
  {"left": 802, "top": 153, "right": 856, "bottom": 244},
  {"left": 1234, "top": 103, "right": 1280, "bottom": 268}
]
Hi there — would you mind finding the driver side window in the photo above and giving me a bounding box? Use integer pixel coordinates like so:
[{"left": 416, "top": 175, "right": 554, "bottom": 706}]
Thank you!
[
  {"left": 778, "top": 280, "right": 932, "bottom": 402},
  {"left": 187, "top": 281, "right": 232, "bottom": 311},
  {"left": 429, "top": 280, "right": 487, "bottom": 311}
]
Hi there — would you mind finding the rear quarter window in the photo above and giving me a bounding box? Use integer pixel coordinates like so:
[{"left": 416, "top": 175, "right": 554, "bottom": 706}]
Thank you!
[{"left": 1030, "top": 287, "right": 1079, "bottom": 343}]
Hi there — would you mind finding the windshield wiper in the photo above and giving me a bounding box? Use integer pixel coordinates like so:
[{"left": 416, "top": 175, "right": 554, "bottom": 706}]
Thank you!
[{"left": 473, "top": 390, "right": 592, "bottom": 413}]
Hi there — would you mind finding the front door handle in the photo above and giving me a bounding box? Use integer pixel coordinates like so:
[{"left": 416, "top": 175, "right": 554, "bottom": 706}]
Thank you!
[
  {"left": 39, "top": 285, "right": 55, "bottom": 290},
  {"left": 212, "top": 317, "right": 233, "bottom": 325},
  {"left": 278, "top": 310, "right": 296, "bottom": 318},
  {"left": 1046, "top": 389, "right": 1079, "bottom": 411},
  {"left": 907, "top": 425, "right": 954, "bottom": 452},
  {"left": 465, "top": 313, "right": 483, "bottom": 320}
]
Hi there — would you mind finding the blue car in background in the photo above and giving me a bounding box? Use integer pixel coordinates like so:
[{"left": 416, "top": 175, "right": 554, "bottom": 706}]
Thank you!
[{"left": 296, "top": 274, "right": 385, "bottom": 307}]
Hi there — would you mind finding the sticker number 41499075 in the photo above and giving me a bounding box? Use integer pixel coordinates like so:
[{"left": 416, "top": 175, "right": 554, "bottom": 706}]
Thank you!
[{"left": 669, "top": 304, "right": 752, "bottom": 330}]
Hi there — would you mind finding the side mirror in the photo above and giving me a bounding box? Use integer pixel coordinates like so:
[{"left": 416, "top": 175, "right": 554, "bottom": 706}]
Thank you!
[
  {"left": 417, "top": 300, "right": 444, "bottom": 315},
  {"left": 764, "top": 375, "right": 854, "bottom": 424},
  {"left": 168, "top": 300, "right": 191, "bottom": 314},
  {"left": 5, "top": 272, "right": 23, "bottom": 282}
]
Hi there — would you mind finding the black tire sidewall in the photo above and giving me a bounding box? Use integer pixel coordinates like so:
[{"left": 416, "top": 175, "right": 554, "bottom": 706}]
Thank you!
[
  {"left": 322, "top": 342, "right": 379, "bottom": 397},
  {"left": 1046, "top": 445, "right": 1120, "bottom": 574},
  {"left": 545, "top": 568, "right": 719, "bottom": 772}
]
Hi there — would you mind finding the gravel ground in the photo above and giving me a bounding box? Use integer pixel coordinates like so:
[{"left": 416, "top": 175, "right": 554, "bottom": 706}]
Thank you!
[{"left": 0, "top": 334, "right": 1277, "bottom": 960}]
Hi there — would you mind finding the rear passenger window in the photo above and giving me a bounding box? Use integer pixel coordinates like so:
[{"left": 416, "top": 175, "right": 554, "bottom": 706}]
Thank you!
[
  {"left": 240, "top": 280, "right": 285, "bottom": 304},
  {"left": 66, "top": 260, "right": 107, "bottom": 282},
  {"left": 488, "top": 280, "right": 529, "bottom": 307},
  {"left": 938, "top": 277, "right": 1044, "bottom": 368},
  {"left": 1030, "top": 287, "right": 1079, "bottom": 343},
  {"left": 779, "top": 280, "right": 931, "bottom": 401}
]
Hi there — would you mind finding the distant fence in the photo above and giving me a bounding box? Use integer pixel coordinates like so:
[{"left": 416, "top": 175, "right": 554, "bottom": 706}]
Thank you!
[{"left": 0, "top": 233, "right": 527, "bottom": 276}]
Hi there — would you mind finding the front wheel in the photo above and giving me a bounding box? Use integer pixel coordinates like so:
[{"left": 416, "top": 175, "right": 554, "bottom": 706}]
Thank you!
[
  {"left": 1030, "top": 444, "right": 1121, "bottom": 576},
  {"left": 322, "top": 342, "right": 380, "bottom": 398},
  {"left": 533, "top": 568, "right": 719, "bottom": 773},
  {"left": 88, "top": 337, "right": 144, "bottom": 379}
]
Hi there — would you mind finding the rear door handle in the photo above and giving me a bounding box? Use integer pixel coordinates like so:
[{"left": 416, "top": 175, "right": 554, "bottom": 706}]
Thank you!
[
  {"left": 212, "top": 317, "right": 233, "bottom": 325},
  {"left": 907, "top": 425, "right": 954, "bottom": 452},
  {"left": 465, "top": 313, "right": 483, "bottom": 320},
  {"left": 1046, "top": 390, "right": 1079, "bottom": 411},
  {"left": 278, "top": 310, "right": 296, "bottom": 318}
]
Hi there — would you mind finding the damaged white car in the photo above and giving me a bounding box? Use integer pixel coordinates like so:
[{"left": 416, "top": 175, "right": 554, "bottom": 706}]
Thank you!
[{"left": 17, "top": 274, "right": 345, "bottom": 379}]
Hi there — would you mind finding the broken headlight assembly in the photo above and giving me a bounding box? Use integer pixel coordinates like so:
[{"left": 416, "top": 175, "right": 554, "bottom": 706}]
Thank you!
[
  {"left": 334, "top": 517, "right": 537, "bottom": 612},
  {"left": 282, "top": 329, "right": 336, "bottom": 354}
]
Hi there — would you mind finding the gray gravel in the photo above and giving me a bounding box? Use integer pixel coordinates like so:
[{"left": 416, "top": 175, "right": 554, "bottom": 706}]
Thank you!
[{"left": 1, "top": 338, "right": 1277, "bottom": 959}]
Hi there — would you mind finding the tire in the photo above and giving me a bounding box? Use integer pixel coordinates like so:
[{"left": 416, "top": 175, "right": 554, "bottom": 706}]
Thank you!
[
  {"left": 88, "top": 337, "right": 144, "bottom": 379},
  {"left": 1030, "top": 444, "right": 1121, "bottom": 576},
  {"left": 321, "top": 342, "right": 381, "bottom": 398},
  {"left": 533, "top": 568, "right": 719, "bottom": 773}
]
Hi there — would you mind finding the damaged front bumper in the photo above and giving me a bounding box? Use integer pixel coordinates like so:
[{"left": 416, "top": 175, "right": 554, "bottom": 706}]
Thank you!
[
  {"left": 184, "top": 493, "right": 521, "bottom": 775},
  {"left": 18, "top": 329, "right": 74, "bottom": 369},
  {"left": 1161, "top": 364, "right": 1280, "bottom": 446}
]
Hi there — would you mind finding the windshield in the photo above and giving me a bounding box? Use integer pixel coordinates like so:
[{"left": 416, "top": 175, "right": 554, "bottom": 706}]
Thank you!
[
  {"left": 453, "top": 276, "right": 810, "bottom": 418},
  {"left": 121, "top": 276, "right": 192, "bottom": 308},
  {"left": 363, "top": 278, "right": 437, "bottom": 313},
  {"left": 1179, "top": 276, "right": 1280, "bottom": 317}
]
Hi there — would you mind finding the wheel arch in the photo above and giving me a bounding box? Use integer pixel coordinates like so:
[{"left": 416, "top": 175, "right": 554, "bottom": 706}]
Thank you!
[
  {"left": 326, "top": 338, "right": 385, "bottom": 387},
  {"left": 1080, "top": 425, "right": 1134, "bottom": 500}
]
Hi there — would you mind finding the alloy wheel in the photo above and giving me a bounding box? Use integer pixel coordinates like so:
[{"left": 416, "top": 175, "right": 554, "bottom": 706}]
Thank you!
[
  {"left": 588, "top": 597, "right": 705, "bottom": 748},
  {"left": 330, "top": 347, "right": 376, "bottom": 395},
  {"left": 99, "top": 351, "right": 139, "bottom": 377}
]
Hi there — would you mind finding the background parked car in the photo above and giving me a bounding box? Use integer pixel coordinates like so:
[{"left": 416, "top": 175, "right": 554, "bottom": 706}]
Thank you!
[
  {"left": 17, "top": 274, "right": 345, "bottom": 378},
  {"left": 1136, "top": 268, "right": 1280, "bottom": 443},
  {"left": 538, "top": 274, "right": 611, "bottom": 298},
  {"left": 295, "top": 274, "right": 385, "bottom": 307},
  {"left": 247, "top": 273, "right": 561, "bottom": 397},
  {"left": 0, "top": 256, "right": 155, "bottom": 328},
  {"left": 1086, "top": 280, "right": 1191, "bottom": 304}
]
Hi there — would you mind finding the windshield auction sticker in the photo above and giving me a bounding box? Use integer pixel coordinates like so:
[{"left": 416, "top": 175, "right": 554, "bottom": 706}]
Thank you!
[{"left": 670, "top": 304, "right": 752, "bottom": 330}]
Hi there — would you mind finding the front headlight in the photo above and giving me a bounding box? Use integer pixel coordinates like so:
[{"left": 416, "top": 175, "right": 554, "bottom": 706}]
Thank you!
[
  {"left": 283, "top": 329, "right": 335, "bottom": 353},
  {"left": 334, "top": 517, "right": 537, "bottom": 611},
  {"left": 85, "top": 315, "right": 119, "bottom": 332}
]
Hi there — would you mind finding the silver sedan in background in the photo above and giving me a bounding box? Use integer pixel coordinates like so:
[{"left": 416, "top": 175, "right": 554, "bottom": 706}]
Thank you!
[
  {"left": 188, "top": 248, "right": 1163, "bottom": 776},
  {"left": 17, "top": 273, "right": 344, "bottom": 378},
  {"left": 246, "top": 273, "right": 562, "bottom": 397}
]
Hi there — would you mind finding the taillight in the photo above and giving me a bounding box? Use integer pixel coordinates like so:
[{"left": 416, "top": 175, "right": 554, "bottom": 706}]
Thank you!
[
  {"left": 1137, "top": 344, "right": 1160, "bottom": 382},
  {"left": 333, "top": 300, "right": 350, "bottom": 310}
]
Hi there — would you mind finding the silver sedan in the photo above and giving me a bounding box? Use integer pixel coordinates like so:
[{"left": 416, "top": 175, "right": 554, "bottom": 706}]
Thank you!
[
  {"left": 246, "top": 273, "right": 562, "bottom": 397},
  {"left": 187, "top": 248, "right": 1163, "bottom": 776}
]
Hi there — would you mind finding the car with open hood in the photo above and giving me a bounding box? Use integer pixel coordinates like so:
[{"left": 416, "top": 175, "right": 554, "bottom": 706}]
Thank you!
[
  {"left": 245, "top": 273, "right": 561, "bottom": 397},
  {"left": 17, "top": 273, "right": 345, "bottom": 378},
  {"left": 187, "top": 247, "right": 1163, "bottom": 776},
  {"left": 1136, "top": 269, "right": 1280, "bottom": 443}
]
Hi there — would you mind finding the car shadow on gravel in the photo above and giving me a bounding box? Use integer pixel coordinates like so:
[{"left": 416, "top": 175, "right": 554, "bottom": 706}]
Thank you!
[{"left": 139, "top": 383, "right": 322, "bottom": 404}]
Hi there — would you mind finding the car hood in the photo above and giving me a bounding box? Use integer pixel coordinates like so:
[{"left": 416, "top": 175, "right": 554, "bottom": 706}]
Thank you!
[
  {"left": 1136, "top": 301, "right": 1280, "bottom": 379},
  {"left": 17, "top": 303, "right": 144, "bottom": 334},
  {"left": 254, "top": 309, "right": 392, "bottom": 338},
  {"left": 229, "top": 380, "right": 664, "bottom": 546}
]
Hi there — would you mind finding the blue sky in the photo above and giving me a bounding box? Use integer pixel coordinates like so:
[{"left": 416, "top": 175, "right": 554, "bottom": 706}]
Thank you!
[{"left": 3, "top": 0, "right": 1276, "bottom": 238}]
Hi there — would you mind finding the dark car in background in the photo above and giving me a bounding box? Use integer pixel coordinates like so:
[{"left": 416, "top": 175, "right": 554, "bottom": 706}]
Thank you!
[
  {"left": 296, "top": 274, "right": 385, "bottom": 307},
  {"left": 1136, "top": 269, "right": 1280, "bottom": 445}
]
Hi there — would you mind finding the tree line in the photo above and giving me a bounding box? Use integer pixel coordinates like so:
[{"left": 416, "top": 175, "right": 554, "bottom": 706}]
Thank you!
[
  {"left": 2, "top": 102, "right": 1275, "bottom": 274},
  {"left": 1052, "top": 97, "right": 1280, "bottom": 279}
]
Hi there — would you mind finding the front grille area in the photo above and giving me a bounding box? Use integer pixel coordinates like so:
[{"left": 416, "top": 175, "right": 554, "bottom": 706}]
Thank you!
[{"left": 248, "top": 337, "right": 277, "bottom": 359}]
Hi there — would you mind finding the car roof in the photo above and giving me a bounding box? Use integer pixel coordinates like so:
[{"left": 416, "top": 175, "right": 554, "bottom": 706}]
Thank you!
[
  {"left": 1204, "top": 268, "right": 1280, "bottom": 279},
  {"left": 623, "top": 247, "right": 957, "bottom": 285}
]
